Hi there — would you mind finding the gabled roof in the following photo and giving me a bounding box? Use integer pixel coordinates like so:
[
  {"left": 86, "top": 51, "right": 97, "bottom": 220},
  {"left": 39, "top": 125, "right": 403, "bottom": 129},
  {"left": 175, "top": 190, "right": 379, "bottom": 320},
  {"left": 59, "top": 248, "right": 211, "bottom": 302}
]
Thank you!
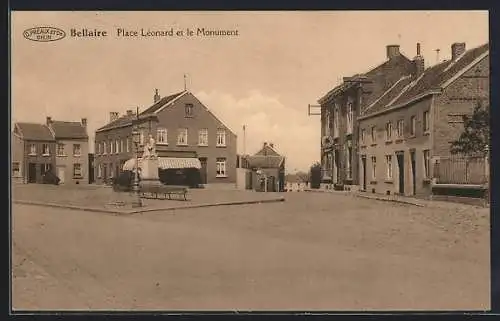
[
  {"left": 246, "top": 155, "right": 285, "bottom": 169},
  {"left": 361, "top": 43, "right": 489, "bottom": 118},
  {"left": 49, "top": 121, "right": 88, "bottom": 139},
  {"left": 318, "top": 54, "right": 412, "bottom": 104},
  {"left": 96, "top": 113, "right": 137, "bottom": 132},
  {"left": 254, "top": 144, "right": 281, "bottom": 157},
  {"left": 15, "top": 123, "right": 55, "bottom": 141},
  {"left": 140, "top": 91, "right": 186, "bottom": 115}
]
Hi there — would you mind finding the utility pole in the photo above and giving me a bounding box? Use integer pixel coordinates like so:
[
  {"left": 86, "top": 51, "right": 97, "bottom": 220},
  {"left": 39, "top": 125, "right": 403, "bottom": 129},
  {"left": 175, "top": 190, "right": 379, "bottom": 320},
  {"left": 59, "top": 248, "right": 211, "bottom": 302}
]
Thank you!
[
  {"left": 184, "top": 74, "right": 188, "bottom": 91},
  {"left": 243, "top": 125, "right": 246, "bottom": 155}
]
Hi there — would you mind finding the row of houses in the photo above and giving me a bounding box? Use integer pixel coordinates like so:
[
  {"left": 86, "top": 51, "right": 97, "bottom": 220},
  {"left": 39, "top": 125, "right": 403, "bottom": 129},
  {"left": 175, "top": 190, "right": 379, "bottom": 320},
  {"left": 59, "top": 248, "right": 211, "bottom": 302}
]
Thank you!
[
  {"left": 11, "top": 118, "right": 90, "bottom": 185},
  {"left": 12, "top": 89, "right": 289, "bottom": 189},
  {"left": 315, "top": 41, "right": 489, "bottom": 197}
]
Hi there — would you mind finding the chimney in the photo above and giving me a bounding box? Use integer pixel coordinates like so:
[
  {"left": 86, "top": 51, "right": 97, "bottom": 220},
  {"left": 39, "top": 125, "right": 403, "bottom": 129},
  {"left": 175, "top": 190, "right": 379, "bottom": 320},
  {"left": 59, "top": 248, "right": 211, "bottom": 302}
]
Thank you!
[
  {"left": 386, "top": 45, "right": 400, "bottom": 60},
  {"left": 413, "top": 43, "right": 425, "bottom": 78},
  {"left": 46, "top": 116, "right": 52, "bottom": 126},
  {"left": 263, "top": 142, "right": 268, "bottom": 147},
  {"left": 269, "top": 143, "right": 274, "bottom": 148},
  {"left": 451, "top": 42, "right": 466, "bottom": 61},
  {"left": 81, "top": 118, "right": 87, "bottom": 127},
  {"left": 109, "top": 112, "right": 119, "bottom": 122},
  {"left": 154, "top": 88, "right": 161, "bottom": 103}
]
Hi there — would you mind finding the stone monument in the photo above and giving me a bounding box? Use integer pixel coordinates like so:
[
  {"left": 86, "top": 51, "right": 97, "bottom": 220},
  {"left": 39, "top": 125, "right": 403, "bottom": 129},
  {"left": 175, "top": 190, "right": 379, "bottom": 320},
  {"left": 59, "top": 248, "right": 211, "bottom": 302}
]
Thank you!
[{"left": 139, "top": 134, "right": 163, "bottom": 189}]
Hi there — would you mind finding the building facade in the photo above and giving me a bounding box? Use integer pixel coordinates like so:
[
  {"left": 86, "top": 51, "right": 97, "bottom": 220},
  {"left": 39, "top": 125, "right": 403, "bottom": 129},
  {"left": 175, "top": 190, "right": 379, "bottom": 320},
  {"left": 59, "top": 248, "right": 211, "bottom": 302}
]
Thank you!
[
  {"left": 242, "top": 142, "right": 286, "bottom": 192},
  {"left": 317, "top": 44, "right": 415, "bottom": 190},
  {"left": 94, "top": 90, "right": 237, "bottom": 185},
  {"left": 11, "top": 132, "right": 24, "bottom": 183},
  {"left": 357, "top": 42, "right": 489, "bottom": 197},
  {"left": 46, "top": 117, "right": 90, "bottom": 185},
  {"left": 13, "top": 122, "right": 56, "bottom": 183}
]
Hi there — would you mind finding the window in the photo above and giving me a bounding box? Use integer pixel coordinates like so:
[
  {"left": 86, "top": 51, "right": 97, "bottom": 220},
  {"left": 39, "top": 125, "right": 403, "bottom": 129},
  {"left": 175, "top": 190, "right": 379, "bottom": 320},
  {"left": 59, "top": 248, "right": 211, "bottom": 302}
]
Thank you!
[
  {"left": 177, "top": 128, "right": 188, "bottom": 145},
  {"left": 103, "top": 141, "right": 107, "bottom": 154},
  {"left": 360, "top": 128, "right": 366, "bottom": 144},
  {"left": 57, "top": 143, "right": 65, "bottom": 156},
  {"left": 216, "top": 158, "right": 227, "bottom": 177},
  {"left": 126, "top": 137, "right": 130, "bottom": 152},
  {"left": 423, "top": 111, "right": 430, "bottom": 133},
  {"left": 397, "top": 119, "right": 404, "bottom": 138},
  {"left": 12, "top": 162, "right": 20, "bottom": 177},
  {"left": 121, "top": 139, "right": 124, "bottom": 153},
  {"left": 385, "top": 155, "right": 393, "bottom": 180},
  {"left": 73, "top": 163, "right": 82, "bottom": 177},
  {"left": 371, "top": 156, "right": 376, "bottom": 180},
  {"left": 385, "top": 122, "right": 393, "bottom": 141},
  {"left": 346, "top": 146, "right": 352, "bottom": 179},
  {"left": 371, "top": 126, "right": 376, "bottom": 143},
  {"left": 73, "top": 144, "right": 81, "bottom": 156},
  {"left": 333, "top": 105, "right": 339, "bottom": 138},
  {"left": 216, "top": 129, "right": 226, "bottom": 147},
  {"left": 115, "top": 140, "right": 119, "bottom": 154},
  {"left": 109, "top": 140, "right": 113, "bottom": 154},
  {"left": 97, "top": 164, "right": 102, "bottom": 178},
  {"left": 42, "top": 143, "right": 50, "bottom": 156},
  {"left": 324, "top": 109, "right": 331, "bottom": 135},
  {"left": 157, "top": 128, "right": 168, "bottom": 145},
  {"left": 423, "top": 150, "right": 430, "bottom": 179},
  {"left": 198, "top": 128, "right": 208, "bottom": 146},
  {"left": 410, "top": 116, "right": 416, "bottom": 136},
  {"left": 346, "top": 100, "right": 353, "bottom": 134},
  {"left": 185, "top": 103, "right": 194, "bottom": 117},
  {"left": 29, "top": 144, "right": 36, "bottom": 155}
]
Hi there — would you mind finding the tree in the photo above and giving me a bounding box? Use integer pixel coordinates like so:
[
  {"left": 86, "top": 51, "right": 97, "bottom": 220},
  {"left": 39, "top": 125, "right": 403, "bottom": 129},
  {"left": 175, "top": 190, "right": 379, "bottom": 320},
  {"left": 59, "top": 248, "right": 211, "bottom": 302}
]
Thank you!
[
  {"left": 309, "top": 162, "right": 322, "bottom": 189},
  {"left": 450, "top": 101, "right": 490, "bottom": 156}
]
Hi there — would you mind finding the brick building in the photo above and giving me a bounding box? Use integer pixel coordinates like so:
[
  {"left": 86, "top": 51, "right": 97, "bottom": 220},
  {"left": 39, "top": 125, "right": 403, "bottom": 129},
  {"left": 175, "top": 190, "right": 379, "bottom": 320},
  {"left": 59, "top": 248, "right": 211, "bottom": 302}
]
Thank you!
[
  {"left": 357, "top": 42, "right": 489, "bottom": 197},
  {"left": 243, "top": 142, "right": 286, "bottom": 192},
  {"left": 46, "top": 117, "right": 89, "bottom": 185},
  {"left": 317, "top": 44, "right": 415, "bottom": 190},
  {"left": 94, "top": 90, "right": 237, "bottom": 185},
  {"left": 12, "top": 122, "right": 56, "bottom": 183}
]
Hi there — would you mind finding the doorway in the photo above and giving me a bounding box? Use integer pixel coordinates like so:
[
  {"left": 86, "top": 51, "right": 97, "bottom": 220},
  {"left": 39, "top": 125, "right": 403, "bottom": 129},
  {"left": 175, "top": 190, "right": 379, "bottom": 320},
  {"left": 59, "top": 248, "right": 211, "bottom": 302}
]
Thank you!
[
  {"left": 199, "top": 157, "right": 207, "bottom": 184},
  {"left": 396, "top": 152, "right": 405, "bottom": 195},
  {"left": 410, "top": 150, "right": 416, "bottom": 195},
  {"left": 28, "top": 163, "right": 37, "bottom": 183},
  {"left": 361, "top": 155, "right": 367, "bottom": 191},
  {"left": 334, "top": 149, "right": 340, "bottom": 184}
]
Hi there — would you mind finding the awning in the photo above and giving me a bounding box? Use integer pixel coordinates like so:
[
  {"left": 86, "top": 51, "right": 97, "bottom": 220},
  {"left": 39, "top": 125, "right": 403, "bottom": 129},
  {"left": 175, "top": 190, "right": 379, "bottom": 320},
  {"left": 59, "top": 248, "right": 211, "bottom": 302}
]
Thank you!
[{"left": 122, "top": 157, "right": 202, "bottom": 171}]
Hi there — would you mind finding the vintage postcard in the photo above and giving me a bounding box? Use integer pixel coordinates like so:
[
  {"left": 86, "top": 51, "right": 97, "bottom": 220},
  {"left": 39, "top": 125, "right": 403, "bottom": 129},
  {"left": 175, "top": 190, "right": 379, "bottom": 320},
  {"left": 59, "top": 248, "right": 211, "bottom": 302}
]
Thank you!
[{"left": 10, "top": 11, "right": 490, "bottom": 311}]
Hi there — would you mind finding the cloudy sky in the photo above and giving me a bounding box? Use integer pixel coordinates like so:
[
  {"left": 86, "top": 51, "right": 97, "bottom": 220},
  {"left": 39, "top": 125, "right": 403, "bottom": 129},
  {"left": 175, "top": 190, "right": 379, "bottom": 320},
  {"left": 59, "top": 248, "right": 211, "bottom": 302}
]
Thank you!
[{"left": 11, "top": 11, "right": 488, "bottom": 172}]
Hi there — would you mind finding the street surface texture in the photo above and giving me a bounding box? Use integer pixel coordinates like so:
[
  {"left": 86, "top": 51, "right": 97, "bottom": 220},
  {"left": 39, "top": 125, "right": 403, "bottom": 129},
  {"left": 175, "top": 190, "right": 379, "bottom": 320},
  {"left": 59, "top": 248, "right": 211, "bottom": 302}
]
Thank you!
[{"left": 12, "top": 190, "right": 490, "bottom": 311}]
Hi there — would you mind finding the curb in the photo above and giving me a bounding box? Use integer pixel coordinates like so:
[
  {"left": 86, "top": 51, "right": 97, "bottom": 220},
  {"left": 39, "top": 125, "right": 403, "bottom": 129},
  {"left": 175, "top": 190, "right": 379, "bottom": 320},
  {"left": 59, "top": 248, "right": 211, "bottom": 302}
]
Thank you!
[
  {"left": 13, "top": 197, "right": 286, "bottom": 215},
  {"left": 353, "top": 194, "right": 425, "bottom": 207}
]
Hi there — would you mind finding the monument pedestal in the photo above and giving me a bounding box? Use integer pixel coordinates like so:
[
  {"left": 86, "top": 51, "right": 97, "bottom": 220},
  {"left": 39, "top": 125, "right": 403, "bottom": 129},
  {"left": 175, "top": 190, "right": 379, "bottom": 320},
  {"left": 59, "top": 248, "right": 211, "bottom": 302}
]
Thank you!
[{"left": 139, "top": 157, "right": 163, "bottom": 189}]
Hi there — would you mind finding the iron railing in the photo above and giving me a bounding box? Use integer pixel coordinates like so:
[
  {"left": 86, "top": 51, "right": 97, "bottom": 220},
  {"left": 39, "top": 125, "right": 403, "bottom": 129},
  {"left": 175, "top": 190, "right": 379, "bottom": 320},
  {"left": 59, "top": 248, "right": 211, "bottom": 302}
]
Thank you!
[{"left": 434, "top": 156, "right": 487, "bottom": 185}]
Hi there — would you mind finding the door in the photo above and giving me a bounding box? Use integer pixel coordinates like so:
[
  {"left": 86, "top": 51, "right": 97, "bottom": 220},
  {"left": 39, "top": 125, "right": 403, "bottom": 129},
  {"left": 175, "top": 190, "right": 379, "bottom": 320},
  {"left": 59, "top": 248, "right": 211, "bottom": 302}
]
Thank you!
[
  {"left": 57, "top": 167, "right": 65, "bottom": 184},
  {"left": 361, "top": 156, "right": 367, "bottom": 191},
  {"left": 28, "top": 163, "right": 37, "bottom": 183},
  {"left": 397, "top": 152, "right": 405, "bottom": 195},
  {"left": 199, "top": 157, "right": 207, "bottom": 184},
  {"left": 334, "top": 149, "right": 340, "bottom": 184},
  {"left": 410, "top": 150, "right": 416, "bottom": 195}
]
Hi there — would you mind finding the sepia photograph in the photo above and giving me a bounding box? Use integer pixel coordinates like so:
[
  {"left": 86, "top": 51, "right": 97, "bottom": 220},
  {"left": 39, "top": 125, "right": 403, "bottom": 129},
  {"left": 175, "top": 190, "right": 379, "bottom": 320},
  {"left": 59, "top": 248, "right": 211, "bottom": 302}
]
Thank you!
[{"left": 10, "top": 10, "right": 490, "bottom": 311}]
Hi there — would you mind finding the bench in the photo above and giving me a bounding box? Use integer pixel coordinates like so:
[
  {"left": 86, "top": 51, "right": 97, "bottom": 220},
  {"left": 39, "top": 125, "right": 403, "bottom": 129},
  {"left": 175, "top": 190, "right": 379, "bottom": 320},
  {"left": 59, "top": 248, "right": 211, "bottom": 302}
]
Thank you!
[{"left": 141, "top": 185, "right": 189, "bottom": 201}]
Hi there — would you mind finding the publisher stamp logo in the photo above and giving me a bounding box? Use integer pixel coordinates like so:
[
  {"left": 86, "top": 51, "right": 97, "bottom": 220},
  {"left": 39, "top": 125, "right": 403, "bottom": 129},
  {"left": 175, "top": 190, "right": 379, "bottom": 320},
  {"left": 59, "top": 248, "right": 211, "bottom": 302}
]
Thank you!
[{"left": 23, "top": 27, "right": 66, "bottom": 42}]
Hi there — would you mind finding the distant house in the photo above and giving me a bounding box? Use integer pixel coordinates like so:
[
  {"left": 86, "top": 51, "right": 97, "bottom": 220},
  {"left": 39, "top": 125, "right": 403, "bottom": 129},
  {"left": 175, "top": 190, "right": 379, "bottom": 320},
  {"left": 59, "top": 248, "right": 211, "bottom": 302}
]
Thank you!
[
  {"left": 46, "top": 117, "right": 89, "bottom": 185},
  {"left": 94, "top": 89, "right": 237, "bottom": 186},
  {"left": 13, "top": 122, "right": 56, "bottom": 183},
  {"left": 285, "top": 172, "right": 308, "bottom": 192},
  {"left": 244, "top": 142, "right": 285, "bottom": 192}
]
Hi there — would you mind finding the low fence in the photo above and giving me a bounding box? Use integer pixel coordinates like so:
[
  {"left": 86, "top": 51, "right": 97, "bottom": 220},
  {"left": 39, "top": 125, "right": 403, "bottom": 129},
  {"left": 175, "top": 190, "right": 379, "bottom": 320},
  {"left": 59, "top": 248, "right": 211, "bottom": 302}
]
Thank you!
[{"left": 434, "top": 155, "right": 488, "bottom": 185}]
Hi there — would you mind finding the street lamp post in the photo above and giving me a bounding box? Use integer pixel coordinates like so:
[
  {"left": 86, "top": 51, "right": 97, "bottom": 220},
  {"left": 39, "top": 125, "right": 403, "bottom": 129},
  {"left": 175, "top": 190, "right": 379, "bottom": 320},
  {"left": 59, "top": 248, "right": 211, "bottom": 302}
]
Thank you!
[
  {"left": 131, "top": 126, "right": 142, "bottom": 208},
  {"left": 256, "top": 169, "right": 268, "bottom": 193}
]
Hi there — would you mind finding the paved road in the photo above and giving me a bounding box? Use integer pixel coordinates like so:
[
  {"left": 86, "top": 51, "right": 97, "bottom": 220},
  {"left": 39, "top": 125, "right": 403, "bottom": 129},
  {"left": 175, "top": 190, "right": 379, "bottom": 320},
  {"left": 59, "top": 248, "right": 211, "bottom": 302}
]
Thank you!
[{"left": 12, "top": 192, "right": 490, "bottom": 310}]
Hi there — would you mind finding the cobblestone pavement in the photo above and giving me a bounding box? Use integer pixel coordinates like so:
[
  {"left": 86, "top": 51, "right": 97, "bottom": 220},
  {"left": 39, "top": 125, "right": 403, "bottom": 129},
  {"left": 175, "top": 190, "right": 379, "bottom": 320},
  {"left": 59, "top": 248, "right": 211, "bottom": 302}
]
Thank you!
[{"left": 11, "top": 191, "right": 490, "bottom": 311}]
